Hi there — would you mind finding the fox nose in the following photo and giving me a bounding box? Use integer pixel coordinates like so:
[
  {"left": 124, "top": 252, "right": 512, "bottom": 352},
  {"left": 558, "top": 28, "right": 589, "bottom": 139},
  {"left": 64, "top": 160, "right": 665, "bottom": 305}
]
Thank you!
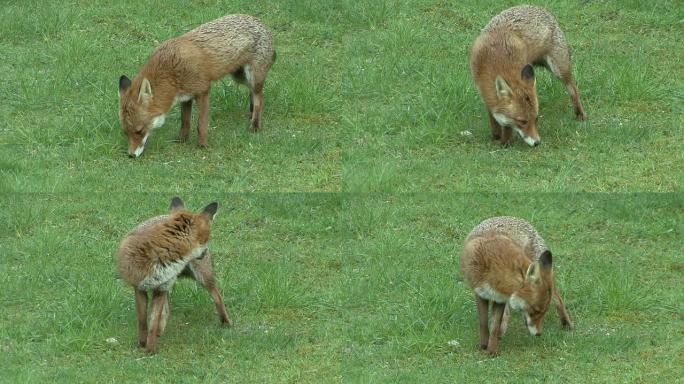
[
  {"left": 535, "top": 332, "right": 542, "bottom": 336},
  {"left": 129, "top": 144, "right": 145, "bottom": 158},
  {"left": 532, "top": 140, "right": 540, "bottom": 147},
  {"left": 128, "top": 153, "right": 136, "bottom": 158}
]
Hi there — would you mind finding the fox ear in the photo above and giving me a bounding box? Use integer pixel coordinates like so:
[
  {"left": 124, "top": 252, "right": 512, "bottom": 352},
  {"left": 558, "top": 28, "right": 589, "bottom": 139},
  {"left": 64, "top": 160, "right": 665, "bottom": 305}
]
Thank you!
[
  {"left": 138, "top": 77, "right": 153, "bottom": 104},
  {"left": 495, "top": 75, "right": 512, "bottom": 99},
  {"left": 201, "top": 202, "right": 219, "bottom": 220},
  {"left": 525, "top": 262, "right": 541, "bottom": 282},
  {"left": 170, "top": 197, "right": 185, "bottom": 212},
  {"left": 521, "top": 64, "right": 535, "bottom": 82},
  {"left": 119, "top": 75, "right": 132, "bottom": 95},
  {"left": 539, "top": 250, "right": 553, "bottom": 270}
]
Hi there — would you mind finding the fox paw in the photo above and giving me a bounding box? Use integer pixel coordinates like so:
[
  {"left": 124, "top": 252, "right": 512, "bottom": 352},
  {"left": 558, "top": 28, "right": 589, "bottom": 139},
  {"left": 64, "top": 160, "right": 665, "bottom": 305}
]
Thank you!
[{"left": 221, "top": 318, "right": 233, "bottom": 328}]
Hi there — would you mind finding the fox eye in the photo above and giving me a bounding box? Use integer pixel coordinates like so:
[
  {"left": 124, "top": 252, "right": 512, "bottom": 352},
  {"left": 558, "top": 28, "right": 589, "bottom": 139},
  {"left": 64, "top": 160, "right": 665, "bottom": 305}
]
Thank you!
[{"left": 515, "top": 119, "right": 528, "bottom": 126}]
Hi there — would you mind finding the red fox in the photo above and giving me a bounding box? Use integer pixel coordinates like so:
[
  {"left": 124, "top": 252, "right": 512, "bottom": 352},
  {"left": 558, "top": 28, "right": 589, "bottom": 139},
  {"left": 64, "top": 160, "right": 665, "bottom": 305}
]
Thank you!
[
  {"left": 116, "top": 197, "right": 231, "bottom": 353},
  {"left": 470, "top": 5, "right": 587, "bottom": 147},
  {"left": 459, "top": 216, "right": 573, "bottom": 356},
  {"left": 118, "top": 14, "right": 276, "bottom": 157}
]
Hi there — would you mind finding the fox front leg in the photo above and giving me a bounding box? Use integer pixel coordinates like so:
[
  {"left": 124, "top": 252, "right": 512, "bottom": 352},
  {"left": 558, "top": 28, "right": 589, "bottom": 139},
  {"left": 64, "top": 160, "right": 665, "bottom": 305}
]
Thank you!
[
  {"left": 146, "top": 290, "right": 169, "bottom": 354},
  {"left": 500, "top": 126, "right": 513, "bottom": 147},
  {"left": 196, "top": 91, "right": 210, "bottom": 148},
  {"left": 487, "top": 301, "right": 506, "bottom": 356},
  {"left": 134, "top": 289, "right": 148, "bottom": 348},
  {"left": 476, "top": 295, "right": 490, "bottom": 350},
  {"left": 488, "top": 111, "right": 502, "bottom": 141},
  {"left": 179, "top": 99, "right": 192, "bottom": 142}
]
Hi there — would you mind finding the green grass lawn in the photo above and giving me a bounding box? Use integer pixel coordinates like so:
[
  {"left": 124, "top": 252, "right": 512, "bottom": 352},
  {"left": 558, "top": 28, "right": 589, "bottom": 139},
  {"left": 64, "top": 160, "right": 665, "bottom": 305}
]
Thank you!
[{"left": 1, "top": 0, "right": 683, "bottom": 382}]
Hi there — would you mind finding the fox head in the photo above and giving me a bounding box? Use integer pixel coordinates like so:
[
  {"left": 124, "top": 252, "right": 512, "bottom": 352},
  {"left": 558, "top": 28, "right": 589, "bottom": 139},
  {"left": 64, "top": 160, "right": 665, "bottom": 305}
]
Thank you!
[
  {"left": 492, "top": 64, "right": 540, "bottom": 146},
  {"left": 119, "top": 75, "right": 165, "bottom": 158},
  {"left": 169, "top": 197, "right": 219, "bottom": 252},
  {"left": 509, "top": 250, "right": 554, "bottom": 336}
]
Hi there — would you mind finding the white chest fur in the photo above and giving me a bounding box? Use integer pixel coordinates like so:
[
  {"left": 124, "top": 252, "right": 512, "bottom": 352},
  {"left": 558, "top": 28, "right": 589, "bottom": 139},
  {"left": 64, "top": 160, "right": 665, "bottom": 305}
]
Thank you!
[
  {"left": 474, "top": 283, "right": 509, "bottom": 303},
  {"left": 138, "top": 245, "right": 207, "bottom": 291},
  {"left": 492, "top": 112, "right": 513, "bottom": 127},
  {"left": 139, "top": 260, "right": 184, "bottom": 292},
  {"left": 508, "top": 293, "right": 528, "bottom": 311},
  {"left": 151, "top": 115, "right": 166, "bottom": 129},
  {"left": 149, "top": 94, "right": 193, "bottom": 131},
  {"left": 174, "top": 94, "right": 194, "bottom": 105}
]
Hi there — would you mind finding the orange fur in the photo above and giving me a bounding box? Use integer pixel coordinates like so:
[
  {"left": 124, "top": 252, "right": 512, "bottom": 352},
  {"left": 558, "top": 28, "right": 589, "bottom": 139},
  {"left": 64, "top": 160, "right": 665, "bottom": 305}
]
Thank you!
[
  {"left": 119, "top": 14, "right": 275, "bottom": 157},
  {"left": 116, "top": 197, "right": 231, "bottom": 353},
  {"left": 470, "top": 5, "right": 586, "bottom": 147},
  {"left": 460, "top": 217, "right": 572, "bottom": 356}
]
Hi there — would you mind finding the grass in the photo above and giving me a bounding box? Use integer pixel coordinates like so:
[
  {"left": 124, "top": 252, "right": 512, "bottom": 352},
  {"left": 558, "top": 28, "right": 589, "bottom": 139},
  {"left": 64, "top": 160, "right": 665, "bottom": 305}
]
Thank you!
[
  {"left": 1, "top": 0, "right": 683, "bottom": 382},
  {"left": 2, "top": 193, "right": 682, "bottom": 382}
]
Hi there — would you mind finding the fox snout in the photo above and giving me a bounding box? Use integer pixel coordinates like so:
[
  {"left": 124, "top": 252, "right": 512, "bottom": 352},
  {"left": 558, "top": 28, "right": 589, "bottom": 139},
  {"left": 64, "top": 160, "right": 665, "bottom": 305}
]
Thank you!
[
  {"left": 127, "top": 133, "right": 149, "bottom": 158},
  {"left": 514, "top": 124, "right": 541, "bottom": 147},
  {"left": 523, "top": 313, "right": 543, "bottom": 336}
]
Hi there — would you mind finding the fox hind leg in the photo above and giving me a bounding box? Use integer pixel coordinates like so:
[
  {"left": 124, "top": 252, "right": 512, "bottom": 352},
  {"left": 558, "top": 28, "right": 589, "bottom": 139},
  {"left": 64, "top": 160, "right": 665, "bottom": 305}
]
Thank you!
[
  {"left": 565, "top": 80, "right": 586, "bottom": 121},
  {"left": 209, "top": 285, "right": 232, "bottom": 327},
  {"left": 553, "top": 287, "right": 574, "bottom": 330},
  {"left": 231, "top": 67, "right": 253, "bottom": 116},
  {"left": 544, "top": 53, "right": 587, "bottom": 121},
  {"left": 189, "top": 256, "right": 233, "bottom": 326},
  {"left": 250, "top": 84, "right": 264, "bottom": 131},
  {"left": 242, "top": 64, "right": 267, "bottom": 131},
  {"left": 196, "top": 269, "right": 232, "bottom": 326}
]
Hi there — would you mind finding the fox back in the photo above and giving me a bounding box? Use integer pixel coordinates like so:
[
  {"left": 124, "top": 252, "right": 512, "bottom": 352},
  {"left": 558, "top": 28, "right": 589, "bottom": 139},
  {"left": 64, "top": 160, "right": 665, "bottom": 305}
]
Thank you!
[
  {"left": 466, "top": 216, "right": 547, "bottom": 261},
  {"left": 117, "top": 198, "right": 218, "bottom": 292},
  {"left": 471, "top": 5, "right": 586, "bottom": 147},
  {"left": 181, "top": 15, "right": 274, "bottom": 79},
  {"left": 118, "top": 14, "right": 275, "bottom": 157}
]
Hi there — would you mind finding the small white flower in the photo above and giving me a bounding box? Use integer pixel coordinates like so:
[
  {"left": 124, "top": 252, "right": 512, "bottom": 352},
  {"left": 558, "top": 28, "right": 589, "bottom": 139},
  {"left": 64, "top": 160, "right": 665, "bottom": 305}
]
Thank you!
[{"left": 106, "top": 337, "right": 118, "bottom": 344}]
